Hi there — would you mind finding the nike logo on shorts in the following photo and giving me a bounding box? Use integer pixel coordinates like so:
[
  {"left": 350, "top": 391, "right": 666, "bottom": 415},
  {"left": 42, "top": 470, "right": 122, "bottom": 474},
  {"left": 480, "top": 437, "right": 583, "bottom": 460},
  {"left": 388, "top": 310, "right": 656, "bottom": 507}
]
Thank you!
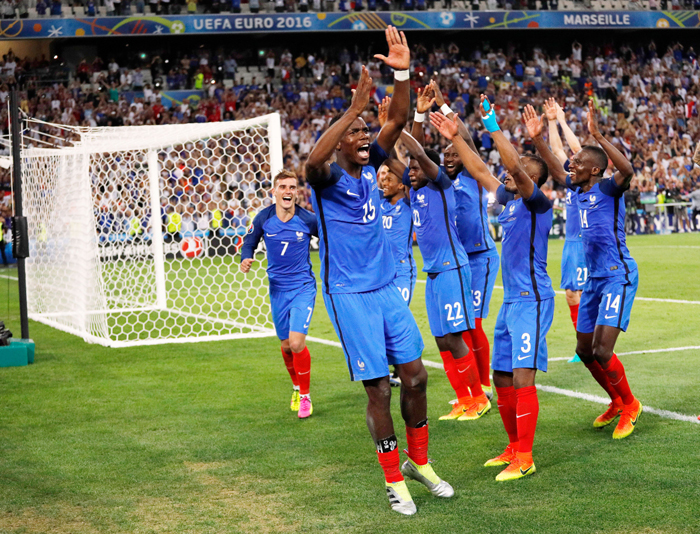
[
  {"left": 266, "top": 233, "right": 277, "bottom": 237},
  {"left": 605, "top": 314, "right": 618, "bottom": 319},
  {"left": 346, "top": 190, "right": 360, "bottom": 197},
  {"left": 452, "top": 320, "right": 464, "bottom": 327},
  {"left": 517, "top": 355, "right": 530, "bottom": 361}
]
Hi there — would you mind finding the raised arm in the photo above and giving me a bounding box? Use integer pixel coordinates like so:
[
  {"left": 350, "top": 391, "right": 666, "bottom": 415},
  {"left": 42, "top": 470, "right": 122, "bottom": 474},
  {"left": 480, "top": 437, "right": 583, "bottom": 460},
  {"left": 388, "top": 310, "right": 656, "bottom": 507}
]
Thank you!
[
  {"left": 587, "top": 99, "right": 634, "bottom": 188},
  {"left": 523, "top": 104, "right": 569, "bottom": 185},
  {"left": 432, "top": 79, "right": 479, "bottom": 154},
  {"left": 431, "top": 112, "right": 501, "bottom": 194},
  {"left": 374, "top": 26, "right": 411, "bottom": 154},
  {"left": 556, "top": 102, "right": 582, "bottom": 154},
  {"left": 305, "top": 66, "right": 372, "bottom": 185},
  {"left": 478, "top": 94, "right": 534, "bottom": 198},
  {"left": 410, "top": 84, "right": 435, "bottom": 145},
  {"left": 544, "top": 98, "right": 568, "bottom": 164},
  {"left": 399, "top": 129, "right": 440, "bottom": 181},
  {"left": 384, "top": 155, "right": 407, "bottom": 179}
]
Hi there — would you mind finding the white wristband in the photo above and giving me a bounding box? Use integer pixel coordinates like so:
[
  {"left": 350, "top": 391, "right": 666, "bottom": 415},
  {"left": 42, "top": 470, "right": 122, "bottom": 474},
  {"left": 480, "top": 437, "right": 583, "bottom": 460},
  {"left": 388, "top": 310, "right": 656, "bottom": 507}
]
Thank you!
[
  {"left": 394, "top": 69, "right": 410, "bottom": 82},
  {"left": 441, "top": 104, "right": 453, "bottom": 116},
  {"left": 414, "top": 111, "right": 425, "bottom": 123}
]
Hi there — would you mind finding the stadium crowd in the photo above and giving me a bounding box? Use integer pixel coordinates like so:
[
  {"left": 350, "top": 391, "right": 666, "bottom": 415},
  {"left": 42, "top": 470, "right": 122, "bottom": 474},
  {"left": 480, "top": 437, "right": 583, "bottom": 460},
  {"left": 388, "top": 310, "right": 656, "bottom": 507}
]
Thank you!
[
  {"left": 2, "top": 37, "right": 700, "bottom": 241},
  {"left": 5, "top": 0, "right": 692, "bottom": 20}
]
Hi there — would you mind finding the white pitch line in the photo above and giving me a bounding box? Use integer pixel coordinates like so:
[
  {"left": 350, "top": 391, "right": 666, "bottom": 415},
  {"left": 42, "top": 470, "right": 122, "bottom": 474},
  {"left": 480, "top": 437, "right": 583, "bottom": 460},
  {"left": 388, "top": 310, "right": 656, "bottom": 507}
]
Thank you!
[
  {"left": 0, "top": 274, "right": 18, "bottom": 281},
  {"left": 305, "top": 336, "right": 699, "bottom": 424},
  {"left": 547, "top": 345, "right": 700, "bottom": 363},
  {"left": 536, "top": 384, "right": 700, "bottom": 425},
  {"left": 416, "top": 280, "right": 700, "bottom": 305}
]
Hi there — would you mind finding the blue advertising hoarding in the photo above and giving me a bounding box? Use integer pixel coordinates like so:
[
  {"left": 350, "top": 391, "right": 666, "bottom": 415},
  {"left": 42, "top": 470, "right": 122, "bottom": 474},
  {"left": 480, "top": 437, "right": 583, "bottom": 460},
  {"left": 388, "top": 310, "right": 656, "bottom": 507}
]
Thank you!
[{"left": 0, "top": 10, "right": 698, "bottom": 39}]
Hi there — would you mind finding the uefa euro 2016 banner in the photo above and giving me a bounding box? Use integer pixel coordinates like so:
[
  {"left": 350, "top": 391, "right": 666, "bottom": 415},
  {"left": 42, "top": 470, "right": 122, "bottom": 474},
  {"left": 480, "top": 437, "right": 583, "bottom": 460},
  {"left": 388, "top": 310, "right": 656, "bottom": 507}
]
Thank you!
[{"left": 0, "top": 10, "right": 698, "bottom": 39}]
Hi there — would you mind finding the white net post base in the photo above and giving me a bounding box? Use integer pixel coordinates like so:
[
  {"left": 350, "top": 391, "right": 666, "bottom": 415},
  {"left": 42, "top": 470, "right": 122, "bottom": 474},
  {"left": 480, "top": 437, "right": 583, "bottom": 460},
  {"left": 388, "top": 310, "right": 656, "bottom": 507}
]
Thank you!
[{"left": 21, "top": 114, "right": 283, "bottom": 348}]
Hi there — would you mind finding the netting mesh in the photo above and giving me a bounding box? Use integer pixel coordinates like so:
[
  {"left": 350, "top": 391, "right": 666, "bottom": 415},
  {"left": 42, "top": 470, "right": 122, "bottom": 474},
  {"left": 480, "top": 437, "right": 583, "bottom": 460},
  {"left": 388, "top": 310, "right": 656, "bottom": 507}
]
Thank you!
[{"left": 21, "top": 114, "right": 283, "bottom": 347}]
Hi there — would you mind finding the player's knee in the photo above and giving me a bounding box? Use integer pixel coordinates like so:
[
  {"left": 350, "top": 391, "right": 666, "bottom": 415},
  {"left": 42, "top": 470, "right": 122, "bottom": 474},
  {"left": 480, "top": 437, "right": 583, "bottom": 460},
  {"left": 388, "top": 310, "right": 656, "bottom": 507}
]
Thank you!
[
  {"left": 565, "top": 290, "right": 580, "bottom": 307},
  {"left": 591, "top": 342, "right": 613, "bottom": 364},
  {"left": 366, "top": 379, "right": 392, "bottom": 407},
  {"left": 402, "top": 366, "right": 428, "bottom": 393},
  {"left": 289, "top": 337, "right": 306, "bottom": 354},
  {"left": 280, "top": 339, "right": 292, "bottom": 354}
]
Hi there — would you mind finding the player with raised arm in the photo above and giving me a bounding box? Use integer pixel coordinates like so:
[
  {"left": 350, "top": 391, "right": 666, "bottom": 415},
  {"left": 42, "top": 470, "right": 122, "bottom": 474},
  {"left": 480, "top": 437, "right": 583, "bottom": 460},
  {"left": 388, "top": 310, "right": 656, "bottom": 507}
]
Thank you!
[
  {"left": 431, "top": 79, "right": 500, "bottom": 402},
  {"left": 524, "top": 101, "right": 642, "bottom": 439},
  {"left": 543, "top": 98, "right": 587, "bottom": 332},
  {"left": 384, "top": 126, "right": 491, "bottom": 423},
  {"left": 432, "top": 96, "right": 554, "bottom": 482},
  {"left": 239, "top": 170, "right": 318, "bottom": 419},
  {"left": 304, "top": 28, "right": 453, "bottom": 516},
  {"left": 377, "top": 97, "right": 417, "bottom": 306}
]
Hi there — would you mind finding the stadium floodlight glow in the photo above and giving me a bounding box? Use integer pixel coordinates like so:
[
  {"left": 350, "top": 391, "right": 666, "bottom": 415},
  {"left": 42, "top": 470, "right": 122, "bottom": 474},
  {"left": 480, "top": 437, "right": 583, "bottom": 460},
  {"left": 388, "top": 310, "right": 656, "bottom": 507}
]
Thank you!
[{"left": 21, "top": 114, "right": 283, "bottom": 347}]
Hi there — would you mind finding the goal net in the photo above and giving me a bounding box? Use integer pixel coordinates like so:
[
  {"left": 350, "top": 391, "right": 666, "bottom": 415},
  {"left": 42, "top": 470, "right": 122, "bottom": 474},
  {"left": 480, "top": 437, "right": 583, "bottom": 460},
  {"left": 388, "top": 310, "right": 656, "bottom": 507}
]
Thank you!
[{"left": 20, "top": 114, "right": 283, "bottom": 348}]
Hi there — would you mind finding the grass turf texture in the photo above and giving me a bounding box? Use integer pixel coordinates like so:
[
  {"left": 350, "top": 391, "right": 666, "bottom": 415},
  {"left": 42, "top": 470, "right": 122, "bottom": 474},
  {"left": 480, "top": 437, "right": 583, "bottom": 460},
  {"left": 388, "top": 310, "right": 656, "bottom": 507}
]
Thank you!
[{"left": 0, "top": 233, "right": 698, "bottom": 534}]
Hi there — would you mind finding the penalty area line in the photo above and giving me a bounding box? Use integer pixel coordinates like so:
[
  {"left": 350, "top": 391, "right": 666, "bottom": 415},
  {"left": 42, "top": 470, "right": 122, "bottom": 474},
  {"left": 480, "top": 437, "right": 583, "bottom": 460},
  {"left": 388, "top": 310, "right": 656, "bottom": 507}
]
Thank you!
[{"left": 305, "top": 337, "right": 698, "bottom": 424}]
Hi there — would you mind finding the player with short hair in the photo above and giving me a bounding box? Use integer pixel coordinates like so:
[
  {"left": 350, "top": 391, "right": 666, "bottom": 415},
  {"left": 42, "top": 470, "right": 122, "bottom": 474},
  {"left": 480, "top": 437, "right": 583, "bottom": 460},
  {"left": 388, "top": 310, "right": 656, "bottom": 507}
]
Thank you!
[
  {"left": 377, "top": 98, "right": 417, "bottom": 307},
  {"left": 304, "top": 28, "right": 453, "bottom": 516},
  {"left": 524, "top": 101, "right": 642, "bottom": 439},
  {"left": 240, "top": 170, "right": 317, "bottom": 419},
  {"left": 385, "top": 126, "right": 491, "bottom": 423},
  {"left": 427, "top": 80, "right": 500, "bottom": 403},
  {"left": 432, "top": 95, "right": 555, "bottom": 482},
  {"left": 381, "top": 167, "right": 417, "bottom": 305},
  {"left": 542, "top": 98, "right": 587, "bottom": 330}
]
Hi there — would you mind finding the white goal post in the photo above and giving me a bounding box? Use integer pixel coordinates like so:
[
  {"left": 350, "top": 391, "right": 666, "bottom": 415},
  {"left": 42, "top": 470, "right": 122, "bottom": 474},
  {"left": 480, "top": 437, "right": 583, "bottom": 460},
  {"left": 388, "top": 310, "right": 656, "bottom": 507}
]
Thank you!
[{"left": 20, "top": 113, "right": 283, "bottom": 348}]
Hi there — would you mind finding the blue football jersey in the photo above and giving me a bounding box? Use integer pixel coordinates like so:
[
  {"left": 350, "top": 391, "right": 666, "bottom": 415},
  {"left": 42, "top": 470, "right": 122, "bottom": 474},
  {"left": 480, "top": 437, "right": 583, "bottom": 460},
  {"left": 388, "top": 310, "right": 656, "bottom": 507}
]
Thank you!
[
  {"left": 404, "top": 167, "right": 469, "bottom": 274},
  {"left": 240, "top": 204, "right": 318, "bottom": 291},
  {"left": 496, "top": 184, "right": 555, "bottom": 303},
  {"left": 567, "top": 176, "right": 638, "bottom": 280},
  {"left": 381, "top": 197, "right": 416, "bottom": 280},
  {"left": 451, "top": 168, "right": 496, "bottom": 253},
  {"left": 563, "top": 160, "right": 582, "bottom": 243},
  {"left": 311, "top": 141, "right": 396, "bottom": 294}
]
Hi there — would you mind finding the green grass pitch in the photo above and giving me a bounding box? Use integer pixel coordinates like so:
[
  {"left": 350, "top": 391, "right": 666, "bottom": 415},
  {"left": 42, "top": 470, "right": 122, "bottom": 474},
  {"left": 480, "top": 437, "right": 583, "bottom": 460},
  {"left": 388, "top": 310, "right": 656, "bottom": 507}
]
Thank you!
[{"left": 0, "top": 233, "right": 698, "bottom": 533}]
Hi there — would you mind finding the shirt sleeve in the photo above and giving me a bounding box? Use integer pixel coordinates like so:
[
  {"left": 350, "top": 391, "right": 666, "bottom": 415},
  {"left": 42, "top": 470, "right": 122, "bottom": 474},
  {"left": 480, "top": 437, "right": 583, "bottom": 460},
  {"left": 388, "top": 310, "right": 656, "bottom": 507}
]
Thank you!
[
  {"left": 599, "top": 177, "right": 628, "bottom": 198},
  {"left": 402, "top": 167, "right": 411, "bottom": 188},
  {"left": 369, "top": 140, "right": 389, "bottom": 171},
  {"left": 434, "top": 167, "right": 453, "bottom": 190},
  {"left": 298, "top": 207, "right": 319, "bottom": 237},
  {"left": 496, "top": 184, "right": 515, "bottom": 205},
  {"left": 565, "top": 174, "right": 579, "bottom": 191},
  {"left": 239, "top": 210, "right": 265, "bottom": 261},
  {"left": 312, "top": 162, "right": 344, "bottom": 190},
  {"left": 523, "top": 183, "right": 553, "bottom": 214},
  {"left": 563, "top": 159, "right": 571, "bottom": 172}
]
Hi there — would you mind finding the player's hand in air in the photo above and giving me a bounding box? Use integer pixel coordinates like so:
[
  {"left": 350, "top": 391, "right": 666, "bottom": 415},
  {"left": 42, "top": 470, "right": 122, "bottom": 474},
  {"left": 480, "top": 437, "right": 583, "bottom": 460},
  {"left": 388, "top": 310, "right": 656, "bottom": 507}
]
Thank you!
[
  {"left": 544, "top": 98, "right": 558, "bottom": 122},
  {"left": 430, "top": 80, "right": 446, "bottom": 108},
  {"left": 374, "top": 26, "right": 410, "bottom": 71},
  {"left": 350, "top": 65, "right": 373, "bottom": 115},
  {"left": 377, "top": 96, "right": 391, "bottom": 127},
  {"left": 555, "top": 101, "right": 567, "bottom": 123},
  {"left": 240, "top": 258, "right": 254, "bottom": 273},
  {"left": 587, "top": 99, "right": 601, "bottom": 137},
  {"left": 522, "top": 104, "right": 545, "bottom": 139},
  {"left": 416, "top": 85, "right": 435, "bottom": 114},
  {"left": 430, "top": 112, "right": 458, "bottom": 141}
]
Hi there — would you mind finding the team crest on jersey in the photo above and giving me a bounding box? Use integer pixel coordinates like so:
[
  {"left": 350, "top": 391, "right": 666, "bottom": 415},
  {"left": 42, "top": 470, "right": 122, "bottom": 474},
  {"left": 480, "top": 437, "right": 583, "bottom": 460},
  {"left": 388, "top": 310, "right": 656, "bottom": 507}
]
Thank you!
[
  {"left": 395, "top": 204, "right": 401, "bottom": 214},
  {"left": 509, "top": 204, "right": 515, "bottom": 213},
  {"left": 590, "top": 195, "right": 596, "bottom": 204},
  {"left": 296, "top": 231, "right": 304, "bottom": 240},
  {"left": 416, "top": 193, "right": 427, "bottom": 206},
  {"left": 362, "top": 171, "right": 373, "bottom": 181},
  {"left": 454, "top": 178, "right": 460, "bottom": 187}
]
